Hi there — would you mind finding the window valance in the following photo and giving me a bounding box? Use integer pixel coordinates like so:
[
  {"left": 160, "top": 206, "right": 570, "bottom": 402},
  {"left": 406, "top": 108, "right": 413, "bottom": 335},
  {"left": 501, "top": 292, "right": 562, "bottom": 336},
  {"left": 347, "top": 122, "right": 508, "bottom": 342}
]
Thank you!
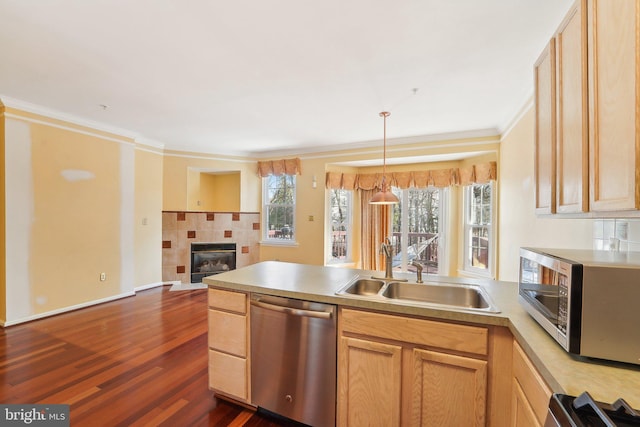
[
  {"left": 257, "top": 157, "right": 302, "bottom": 177},
  {"left": 325, "top": 161, "right": 496, "bottom": 190}
]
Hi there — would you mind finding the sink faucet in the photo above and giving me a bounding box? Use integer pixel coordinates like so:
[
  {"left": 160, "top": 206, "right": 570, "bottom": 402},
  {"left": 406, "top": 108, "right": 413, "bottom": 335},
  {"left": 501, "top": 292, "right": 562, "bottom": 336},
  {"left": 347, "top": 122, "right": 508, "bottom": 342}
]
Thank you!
[
  {"left": 410, "top": 260, "right": 424, "bottom": 283},
  {"left": 380, "top": 238, "right": 394, "bottom": 279}
]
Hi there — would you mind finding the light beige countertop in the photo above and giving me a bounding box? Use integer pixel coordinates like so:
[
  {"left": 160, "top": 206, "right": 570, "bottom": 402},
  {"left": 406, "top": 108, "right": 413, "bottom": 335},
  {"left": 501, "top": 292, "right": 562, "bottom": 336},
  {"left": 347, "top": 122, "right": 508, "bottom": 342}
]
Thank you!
[{"left": 204, "top": 261, "right": 640, "bottom": 408}]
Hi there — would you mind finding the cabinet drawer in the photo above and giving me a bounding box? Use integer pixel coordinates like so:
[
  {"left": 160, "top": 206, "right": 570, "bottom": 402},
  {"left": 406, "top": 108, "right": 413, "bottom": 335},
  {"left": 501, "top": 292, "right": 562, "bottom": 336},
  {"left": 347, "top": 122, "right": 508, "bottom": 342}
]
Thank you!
[
  {"left": 340, "top": 308, "right": 488, "bottom": 356},
  {"left": 513, "top": 341, "right": 552, "bottom": 425},
  {"left": 208, "top": 309, "right": 246, "bottom": 357},
  {"left": 208, "top": 288, "right": 247, "bottom": 314},
  {"left": 209, "top": 349, "right": 247, "bottom": 401}
]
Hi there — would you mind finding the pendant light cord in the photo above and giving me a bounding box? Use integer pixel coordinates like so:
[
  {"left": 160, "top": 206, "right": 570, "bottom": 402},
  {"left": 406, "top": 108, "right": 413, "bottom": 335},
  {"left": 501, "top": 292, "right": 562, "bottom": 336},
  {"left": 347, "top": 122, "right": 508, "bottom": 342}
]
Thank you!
[{"left": 380, "top": 111, "right": 390, "bottom": 186}]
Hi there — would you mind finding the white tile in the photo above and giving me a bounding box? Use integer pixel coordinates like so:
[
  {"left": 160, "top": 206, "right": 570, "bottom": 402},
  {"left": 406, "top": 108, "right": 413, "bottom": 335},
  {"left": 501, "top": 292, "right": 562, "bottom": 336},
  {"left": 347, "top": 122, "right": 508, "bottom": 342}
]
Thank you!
[
  {"left": 593, "top": 239, "right": 605, "bottom": 251},
  {"left": 592, "top": 220, "right": 604, "bottom": 239},
  {"left": 615, "top": 220, "right": 629, "bottom": 240},
  {"left": 627, "top": 219, "right": 640, "bottom": 242},
  {"left": 602, "top": 219, "right": 615, "bottom": 240}
]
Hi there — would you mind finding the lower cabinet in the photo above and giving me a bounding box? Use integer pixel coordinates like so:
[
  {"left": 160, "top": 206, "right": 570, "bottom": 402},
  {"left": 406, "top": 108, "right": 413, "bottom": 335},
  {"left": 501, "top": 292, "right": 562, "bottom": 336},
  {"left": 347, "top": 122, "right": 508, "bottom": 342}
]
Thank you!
[
  {"left": 337, "top": 308, "right": 505, "bottom": 427},
  {"left": 412, "top": 349, "right": 487, "bottom": 427},
  {"left": 207, "top": 288, "right": 251, "bottom": 404},
  {"left": 511, "top": 341, "right": 552, "bottom": 427},
  {"left": 339, "top": 336, "right": 402, "bottom": 426}
]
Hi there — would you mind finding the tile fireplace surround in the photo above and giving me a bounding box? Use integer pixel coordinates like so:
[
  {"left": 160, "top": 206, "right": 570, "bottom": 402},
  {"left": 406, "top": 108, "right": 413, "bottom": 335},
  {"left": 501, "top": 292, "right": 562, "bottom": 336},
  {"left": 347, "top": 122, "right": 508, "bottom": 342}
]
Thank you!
[{"left": 162, "top": 211, "right": 261, "bottom": 284}]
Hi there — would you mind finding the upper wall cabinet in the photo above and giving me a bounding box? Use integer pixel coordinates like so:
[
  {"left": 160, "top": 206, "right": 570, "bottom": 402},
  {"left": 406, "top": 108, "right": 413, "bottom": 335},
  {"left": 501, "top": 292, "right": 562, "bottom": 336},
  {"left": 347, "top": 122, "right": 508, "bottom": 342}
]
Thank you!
[
  {"left": 556, "top": 0, "right": 589, "bottom": 213},
  {"left": 534, "top": 39, "right": 557, "bottom": 214},
  {"left": 588, "top": 0, "right": 640, "bottom": 212},
  {"left": 535, "top": 0, "right": 640, "bottom": 215}
]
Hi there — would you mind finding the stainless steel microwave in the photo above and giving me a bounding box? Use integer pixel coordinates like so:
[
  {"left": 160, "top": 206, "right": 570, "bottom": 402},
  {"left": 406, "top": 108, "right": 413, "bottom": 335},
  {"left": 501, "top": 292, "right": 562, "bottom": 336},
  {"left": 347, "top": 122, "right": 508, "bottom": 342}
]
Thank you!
[{"left": 518, "top": 247, "right": 640, "bottom": 365}]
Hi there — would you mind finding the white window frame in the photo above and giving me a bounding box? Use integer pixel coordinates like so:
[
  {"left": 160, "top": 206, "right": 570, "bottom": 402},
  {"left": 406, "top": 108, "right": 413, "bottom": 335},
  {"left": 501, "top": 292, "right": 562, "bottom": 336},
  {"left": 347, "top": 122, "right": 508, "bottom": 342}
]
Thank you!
[
  {"left": 326, "top": 188, "right": 353, "bottom": 265},
  {"left": 261, "top": 175, "right": 297, "bottom": 246},
  {"left": 462, "top": 182, "right": 496, "bottom": 279}
]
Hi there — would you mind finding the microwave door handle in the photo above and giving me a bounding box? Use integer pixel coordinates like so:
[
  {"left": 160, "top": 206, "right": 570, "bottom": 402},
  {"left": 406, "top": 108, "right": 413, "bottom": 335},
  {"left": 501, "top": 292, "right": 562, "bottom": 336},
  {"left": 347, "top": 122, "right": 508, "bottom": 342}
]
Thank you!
[
  {"left": 612, "top": 398, "right": 639, "bottom": 417},
  {"left": 573, "top": 392, "right": 617, "bottom": 427}
]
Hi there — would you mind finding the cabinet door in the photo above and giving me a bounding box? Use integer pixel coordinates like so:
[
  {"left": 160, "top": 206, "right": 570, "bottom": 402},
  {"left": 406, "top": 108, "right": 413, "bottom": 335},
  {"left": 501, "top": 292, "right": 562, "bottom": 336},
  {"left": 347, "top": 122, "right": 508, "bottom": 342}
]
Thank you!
[
  {"left": 338, "top": 336, "right": 402, "bottom": 427},
  {"left": 588, "top": 0, "right": 640, "bottom": 211},
  {"left": 556, "top": 0, "right": 589, "bottom": 213},
  {"left": 512, "top": 379, "right": 543, "bottom": 427},
  {"left": 534, "top": 39, "right": 557, "bottom": 214},
  {"left": 208, "top": 349, "right": 248, "bottom": 400},
  {"left": 512, "top": 342, "right": 552, "bottom": 427},
  {"left": 208, "top": 309, "right": 246, "bottom": 357},
  {"left": 411, "top": 349, "right": 487, "bottom": 427}
]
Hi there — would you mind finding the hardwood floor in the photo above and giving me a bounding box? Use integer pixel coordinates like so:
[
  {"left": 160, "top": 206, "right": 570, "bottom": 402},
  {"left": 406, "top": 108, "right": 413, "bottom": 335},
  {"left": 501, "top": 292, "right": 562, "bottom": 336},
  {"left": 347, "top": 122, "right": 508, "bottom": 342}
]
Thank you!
[{"left": 0, "top": 286, "right": 291, "bottom": 426}]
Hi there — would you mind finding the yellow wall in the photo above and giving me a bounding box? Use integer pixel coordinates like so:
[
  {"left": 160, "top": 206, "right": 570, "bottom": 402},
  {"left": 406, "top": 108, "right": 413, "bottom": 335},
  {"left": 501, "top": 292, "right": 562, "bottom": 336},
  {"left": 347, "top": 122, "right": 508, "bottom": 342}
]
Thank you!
[
  {"left": 162, "top": 153, "right": 260, "bottom": 212},
  {"left": 29, "top": 123, "right": 123, "bottom": 311},
  {"left": 197, "top": 172, "right": 241, "bottom": 212},
  {"left": 2, "top": 108, "right": 140, "bottom": 323},
  {"left": 0, "top": 106, "right": 6, "bottom": 323},
  {"left": 134, "top": 147, "right": 163, "bottom": 287},
  {"left": 186, "top": 167, "right": 201, "bottom": 211},
  {"left": 498, "top": 105, "right": 593, "bottom": 281}
]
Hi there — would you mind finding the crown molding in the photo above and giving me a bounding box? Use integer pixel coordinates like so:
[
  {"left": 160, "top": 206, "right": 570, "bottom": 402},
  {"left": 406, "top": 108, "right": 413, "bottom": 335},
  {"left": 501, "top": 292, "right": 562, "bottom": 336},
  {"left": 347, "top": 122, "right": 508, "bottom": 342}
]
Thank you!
[{"left": 0, "top": 94, "right": 142, "bottom": 141}]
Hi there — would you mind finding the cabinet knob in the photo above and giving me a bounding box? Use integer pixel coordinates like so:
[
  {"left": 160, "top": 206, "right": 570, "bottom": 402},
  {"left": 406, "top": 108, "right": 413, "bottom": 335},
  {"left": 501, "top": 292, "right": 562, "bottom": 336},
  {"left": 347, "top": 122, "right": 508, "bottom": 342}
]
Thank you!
[{"left": 285, "top": 394, "right": 293, "bottom": 403}]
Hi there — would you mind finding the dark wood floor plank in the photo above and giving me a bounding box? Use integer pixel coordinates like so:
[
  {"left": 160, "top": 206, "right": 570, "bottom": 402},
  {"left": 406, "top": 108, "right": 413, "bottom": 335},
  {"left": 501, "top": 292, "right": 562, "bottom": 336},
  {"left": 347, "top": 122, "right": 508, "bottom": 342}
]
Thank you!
[{"left": 0, "top": 286, "right": 288, "bottom": 426}]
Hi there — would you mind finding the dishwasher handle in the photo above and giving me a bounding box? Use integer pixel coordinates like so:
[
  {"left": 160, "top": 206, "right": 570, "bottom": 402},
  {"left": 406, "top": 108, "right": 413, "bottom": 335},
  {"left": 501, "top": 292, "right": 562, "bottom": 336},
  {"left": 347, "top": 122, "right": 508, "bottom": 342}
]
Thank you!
[{"left": 251, "top": 298, "right": 333, "bottom": 319}]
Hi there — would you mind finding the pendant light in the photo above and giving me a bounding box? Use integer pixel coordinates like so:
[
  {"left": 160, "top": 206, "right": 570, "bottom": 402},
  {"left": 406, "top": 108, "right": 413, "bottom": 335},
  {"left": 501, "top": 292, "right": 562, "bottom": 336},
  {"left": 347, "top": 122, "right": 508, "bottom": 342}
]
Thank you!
[{"left": 369, "top": 111, "right": 400, "bottom": 204}]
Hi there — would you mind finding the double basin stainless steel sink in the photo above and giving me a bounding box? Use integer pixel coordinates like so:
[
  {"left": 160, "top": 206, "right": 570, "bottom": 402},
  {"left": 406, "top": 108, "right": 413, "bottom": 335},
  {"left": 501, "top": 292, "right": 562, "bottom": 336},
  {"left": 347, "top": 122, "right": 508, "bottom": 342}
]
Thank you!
[{"left": 336, "top": 276, "right": 500, "bottom": 313}]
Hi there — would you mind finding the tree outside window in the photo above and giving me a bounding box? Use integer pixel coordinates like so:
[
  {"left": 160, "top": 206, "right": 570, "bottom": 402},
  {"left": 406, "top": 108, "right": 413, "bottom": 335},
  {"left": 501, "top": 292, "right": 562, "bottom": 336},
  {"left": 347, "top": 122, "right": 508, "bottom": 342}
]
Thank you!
[
  {"left": 391, "top": 187, "right": 441, "bottom": 273},
  {"left": 328, "top": 189, "right": 352, "bottom": 263},
  {"left": 263, "top": 175, "right": 295, "bottom": 241},
  {"left": 464, "top": 183, "right": 494, "bottom": 276}
]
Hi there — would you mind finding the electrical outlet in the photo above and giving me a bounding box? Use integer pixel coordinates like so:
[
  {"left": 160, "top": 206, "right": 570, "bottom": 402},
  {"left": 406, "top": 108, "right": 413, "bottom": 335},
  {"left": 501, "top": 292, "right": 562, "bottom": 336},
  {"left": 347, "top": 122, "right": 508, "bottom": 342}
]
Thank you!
[{"left": 100, "top": 272, "right": 106, "bottom": 281}]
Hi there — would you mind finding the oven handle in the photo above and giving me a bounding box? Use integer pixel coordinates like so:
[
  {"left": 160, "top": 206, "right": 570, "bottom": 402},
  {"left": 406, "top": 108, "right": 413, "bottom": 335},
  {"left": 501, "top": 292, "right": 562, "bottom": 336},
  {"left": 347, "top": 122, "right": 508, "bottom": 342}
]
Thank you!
[
  {"left": 573, "top": 392, "right": 616, "bottom": 427},
  {"left": 613, "top": 398, "right": 639, "bottom": 416},
  {"left": 250, "top": 299, "right": 333, "bottom": 319}
]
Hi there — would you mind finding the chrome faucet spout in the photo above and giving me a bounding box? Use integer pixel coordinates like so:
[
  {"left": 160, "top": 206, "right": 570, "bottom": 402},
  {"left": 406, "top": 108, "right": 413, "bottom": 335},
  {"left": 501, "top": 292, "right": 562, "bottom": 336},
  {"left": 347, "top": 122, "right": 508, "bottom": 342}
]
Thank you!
[
  {"left": 410, "top": 260, "right": 424, "bottom": 283},
  {"left": 380, "top": 239, "right": 394, "bottom": 279}
]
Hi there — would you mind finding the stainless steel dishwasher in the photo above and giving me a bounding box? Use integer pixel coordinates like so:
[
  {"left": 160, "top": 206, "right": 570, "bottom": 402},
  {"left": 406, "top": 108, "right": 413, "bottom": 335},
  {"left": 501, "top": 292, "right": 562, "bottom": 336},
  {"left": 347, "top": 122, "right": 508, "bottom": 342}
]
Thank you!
[{"left": 250, "top": 293, "right": 336, "bottom": 427}]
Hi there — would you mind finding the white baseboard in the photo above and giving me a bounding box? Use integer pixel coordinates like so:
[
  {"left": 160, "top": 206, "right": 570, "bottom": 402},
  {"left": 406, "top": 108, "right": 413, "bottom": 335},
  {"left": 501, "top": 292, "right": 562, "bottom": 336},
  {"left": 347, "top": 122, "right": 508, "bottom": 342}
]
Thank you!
[
  {"left": 1, "top": 291, "right": 136, "bottom": 327},
  {"left": 134, "top": 281, "right": 172, "bottom": 291}
]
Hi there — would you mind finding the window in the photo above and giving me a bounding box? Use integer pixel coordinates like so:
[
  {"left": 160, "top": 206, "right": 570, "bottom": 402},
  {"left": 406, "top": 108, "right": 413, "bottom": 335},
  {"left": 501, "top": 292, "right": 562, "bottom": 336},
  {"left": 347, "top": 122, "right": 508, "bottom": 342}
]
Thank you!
[
  {"left": 390, "top": 187, "right": 445, "bottom": 274},
  {"left": 328, "top": 189, "right": 352, "bottom": 263},
  {"left": 263, "top": 175, "right": 295, "bottom": 242},
  {"left": 463, "top": 182, "right": 494, "bottom": 277}
]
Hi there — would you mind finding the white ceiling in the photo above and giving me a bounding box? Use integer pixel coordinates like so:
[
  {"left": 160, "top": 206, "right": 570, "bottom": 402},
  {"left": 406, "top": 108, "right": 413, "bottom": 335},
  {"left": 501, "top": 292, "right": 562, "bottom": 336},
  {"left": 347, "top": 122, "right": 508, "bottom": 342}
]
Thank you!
[{"left": 0, "top": 0, "right": 573, "bottom": 158}]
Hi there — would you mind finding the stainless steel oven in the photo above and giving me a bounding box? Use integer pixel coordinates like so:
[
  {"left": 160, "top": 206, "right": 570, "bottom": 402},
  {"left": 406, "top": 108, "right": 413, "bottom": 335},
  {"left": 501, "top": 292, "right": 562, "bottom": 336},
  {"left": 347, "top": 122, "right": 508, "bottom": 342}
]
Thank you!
[
  {"left": 519, "top": 248, "right": 640, "bottom": 365},
  {"left": 545, "top": 392, "right": 640, "bottom": 426}
]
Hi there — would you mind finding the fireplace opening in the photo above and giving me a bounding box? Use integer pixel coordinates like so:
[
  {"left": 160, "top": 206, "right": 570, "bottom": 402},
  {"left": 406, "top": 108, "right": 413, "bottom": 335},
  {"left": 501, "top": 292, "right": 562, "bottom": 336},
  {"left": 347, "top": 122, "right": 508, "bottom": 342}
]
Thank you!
[{"left": 190, "top": 243, "right": 236, "bottom": 283}]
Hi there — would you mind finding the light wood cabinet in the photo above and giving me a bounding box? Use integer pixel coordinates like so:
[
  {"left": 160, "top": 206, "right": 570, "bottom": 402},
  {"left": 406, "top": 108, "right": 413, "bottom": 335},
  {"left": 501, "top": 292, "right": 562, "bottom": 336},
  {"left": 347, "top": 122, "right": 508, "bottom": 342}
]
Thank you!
[
  {"left": 534, "top": 38, "right": 557, "bottom": 215},
  {"left": 511, "top": 341, "right": 552, "bottom": 427},
  {"left": 535, "top": 0, "right": 640, "bottom": 215},
  {"left": 337, "top": 308, "right": 509, "bottom": 427},
  {"left": 587, "top": 0, "right": 640, "bottom": 212},
  {"left": 555, "top": 0, "right": 589, "bottom": 213},
  {"left": 412, "top": 349, "right": 487, "bottom": 427},
  {"left": 338, "top": 336, "right": 402, "bottom": 426},
  {"left": 207, "top": 288, "right": 251, "bottom": 404}
]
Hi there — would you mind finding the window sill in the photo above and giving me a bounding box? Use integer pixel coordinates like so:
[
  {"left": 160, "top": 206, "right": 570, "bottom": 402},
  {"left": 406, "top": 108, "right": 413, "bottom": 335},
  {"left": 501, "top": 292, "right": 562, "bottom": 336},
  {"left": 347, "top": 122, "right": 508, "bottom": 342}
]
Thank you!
[
  {"left": 326, "top": 261, "right": 356, "bottom": 268},
  {"left": 457, "top": 268, "right": 495, "bottom": 280},
  {"left": 259, "top": 239, "right": 299, "bottom": 247}
]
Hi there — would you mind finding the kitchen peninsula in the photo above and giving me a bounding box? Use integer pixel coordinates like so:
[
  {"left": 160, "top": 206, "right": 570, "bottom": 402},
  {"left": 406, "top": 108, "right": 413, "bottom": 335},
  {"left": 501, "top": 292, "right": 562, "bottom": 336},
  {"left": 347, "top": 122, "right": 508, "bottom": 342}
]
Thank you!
[{"left": 204, "top": 261, "right": 640, "bottom": 426}]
